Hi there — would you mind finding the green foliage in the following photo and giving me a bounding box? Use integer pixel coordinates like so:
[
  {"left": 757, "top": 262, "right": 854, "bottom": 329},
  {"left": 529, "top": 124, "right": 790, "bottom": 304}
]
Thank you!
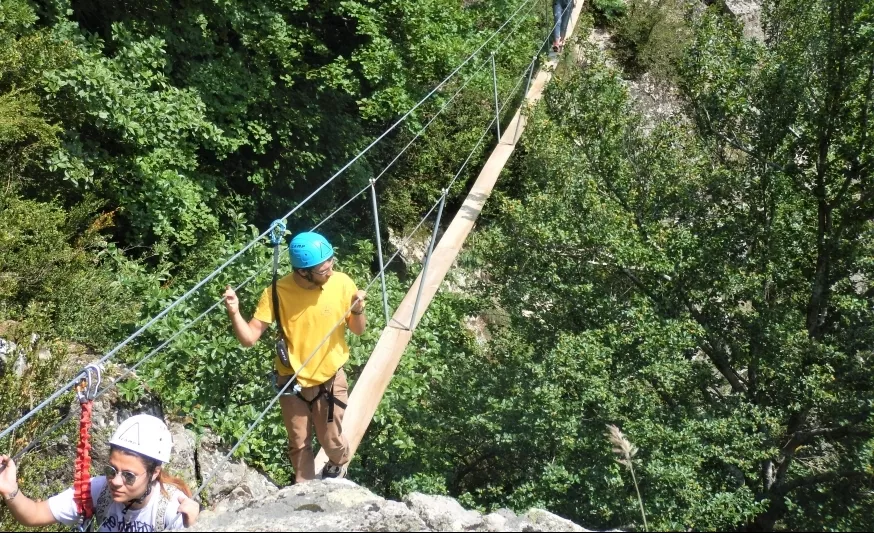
[
  {"left": 3, "top": 0, "right": 543, "bottom": 269},
  {"left": 0, "top": 191, "right": 151, "bottom": 346},
  {"left": 456, "top": 1, "right": 874, "bottom": 527},
  {"left": 116, "top": 377, "right": 144, "bottom": 404},
  {"left": 590, "top": 0, "right": 628, "bottom": 26},
  {"left": 0, "top": 0, "right": 72, "bottom": 189},
  {"left": 612, "top": 0, "right": 694, "bottom": 82},
  {"left": 0, "top": 321, "right": 80, "bottom": 532}
]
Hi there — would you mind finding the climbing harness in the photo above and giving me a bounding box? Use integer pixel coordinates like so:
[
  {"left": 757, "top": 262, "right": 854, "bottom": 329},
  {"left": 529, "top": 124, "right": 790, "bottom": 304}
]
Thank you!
[
  {"left": 274, "top": 371, "right": 347, "bottom": 423},
  {"left": 268, "top": 219, "right": 347, "bottom": 423},
  {"left": 73, "top": 364, "right": 101, "bottom": 531}
]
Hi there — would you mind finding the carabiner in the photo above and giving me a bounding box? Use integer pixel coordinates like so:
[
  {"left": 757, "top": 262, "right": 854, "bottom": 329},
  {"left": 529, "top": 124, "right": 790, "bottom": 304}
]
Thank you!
[
  {"left": 270, "top": 371, "right": 301, "bottom": 396},
  {"left": 75, "top": 364, "right": 102, "bottom": 403},
  {"left": 269, "top": 219, "right": 287, "bottom": 247}
]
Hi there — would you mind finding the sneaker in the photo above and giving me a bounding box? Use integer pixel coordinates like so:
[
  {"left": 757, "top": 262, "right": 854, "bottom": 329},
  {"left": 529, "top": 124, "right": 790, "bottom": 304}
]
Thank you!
[
  {"left": 320, "top": 462, "right": 347, "bottom": 479},
  {"left": 552, "top": 40, "right": 560, "bottom": 52}
]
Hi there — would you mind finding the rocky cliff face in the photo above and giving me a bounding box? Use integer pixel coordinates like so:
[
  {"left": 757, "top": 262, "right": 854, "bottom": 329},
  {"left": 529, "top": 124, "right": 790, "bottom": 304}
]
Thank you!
[{"left": 192, "top": 478, "right": 592, "bottom": 532}]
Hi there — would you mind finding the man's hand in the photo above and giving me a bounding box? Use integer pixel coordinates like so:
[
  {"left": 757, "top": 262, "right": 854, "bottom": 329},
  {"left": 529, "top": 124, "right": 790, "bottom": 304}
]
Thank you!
[
  {"left": 177, "top": 494, "right": 201, "bottom": 527},
  {"left": 351, "top": 290, "right": 367, "bottom": 314},
  {"left": 224, "top": 285, "right": 240, "bottom": 316}
]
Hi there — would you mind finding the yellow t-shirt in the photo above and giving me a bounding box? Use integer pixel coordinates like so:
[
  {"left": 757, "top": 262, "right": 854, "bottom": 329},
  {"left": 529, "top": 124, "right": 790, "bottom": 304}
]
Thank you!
[{"left": 253, "top": 271, "right": 358, "bottom": 387}]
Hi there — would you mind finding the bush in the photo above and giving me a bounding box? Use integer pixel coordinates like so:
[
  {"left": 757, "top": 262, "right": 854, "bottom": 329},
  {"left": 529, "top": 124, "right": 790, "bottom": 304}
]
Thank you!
[
  {"left": 0, "top": 191, "right": 153, "bottom": 348},
  {"left": 613, "top": 0, "right": 695, "bottom": 81},
  {"left": 591, "top": 0, "right": 628, "bottom": 26}
]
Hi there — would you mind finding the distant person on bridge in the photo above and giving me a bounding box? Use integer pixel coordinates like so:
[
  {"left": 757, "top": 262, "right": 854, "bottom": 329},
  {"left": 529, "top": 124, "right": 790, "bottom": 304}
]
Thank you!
[
  {"left": 224, "top": 231, "right": 366, "bottom": 482},
  {"left": 552, "top": 0, "right": 574, "bottom": 52},
  {"left": 0, "top": 414, "right": 200, "bottom": 531}
]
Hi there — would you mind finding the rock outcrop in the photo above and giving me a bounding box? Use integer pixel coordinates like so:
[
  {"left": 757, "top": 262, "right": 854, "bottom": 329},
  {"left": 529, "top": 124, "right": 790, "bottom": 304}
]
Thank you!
[
  {"left": 196, "top": 431, "right": 279, "bottom": 507},
  {"left": 191, "top": 478, "right": 592, "bottom": 532},
  {"left": 720, "top": 0, "right": 764, "bottom": 41}
]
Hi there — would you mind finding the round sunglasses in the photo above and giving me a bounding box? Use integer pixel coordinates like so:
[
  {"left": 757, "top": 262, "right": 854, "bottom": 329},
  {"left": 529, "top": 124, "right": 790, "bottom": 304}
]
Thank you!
[{"left": 103, "top": 465, "right": 145, "bottom": 486}]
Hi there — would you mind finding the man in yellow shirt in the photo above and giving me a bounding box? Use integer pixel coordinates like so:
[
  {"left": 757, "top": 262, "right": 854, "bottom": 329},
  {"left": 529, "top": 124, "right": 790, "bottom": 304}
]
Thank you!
[{"left": 223, "top": 232, "right": 366, "bottom": 482}]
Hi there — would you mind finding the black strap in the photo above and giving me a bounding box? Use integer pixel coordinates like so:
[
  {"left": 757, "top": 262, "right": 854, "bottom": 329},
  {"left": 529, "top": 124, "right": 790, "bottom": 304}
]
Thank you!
[
  {"left": 271, "top": 243, "right": 293, "bottom": 370},
  {"left": 293, "top": 375, "right": 347, "bottom": 423},
  {"left": 323, "top": 376, "right": 347, "bottom": 423}
]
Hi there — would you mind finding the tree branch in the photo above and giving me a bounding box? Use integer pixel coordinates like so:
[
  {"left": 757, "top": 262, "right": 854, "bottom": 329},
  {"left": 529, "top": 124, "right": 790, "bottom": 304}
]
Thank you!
[
  {"left": 776, "top": 469, "right": 873, "bottom": 496},
  {"left": 612, "top": 263, "right": 749, "bottom": 395},
  {"left": 860, "top": 55, "right": 874, "bottom": 156},
  {"left": 782, "top": 410, "right": 873, "bottom": 453},
  {"left": 451, "top": 450, "right": 499, "bottom": 493},
  {"left": 676, "top": 293, "right": 749, "bottom": 394},
  {"left": 806, "top": 200, "right": 832, "bottom": 338}
]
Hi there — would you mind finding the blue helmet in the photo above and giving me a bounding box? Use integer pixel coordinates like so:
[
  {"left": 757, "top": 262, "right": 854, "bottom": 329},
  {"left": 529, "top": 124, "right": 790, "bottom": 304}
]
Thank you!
[{"left": 289, "top": 232, "right": 334, "bottom": 269}]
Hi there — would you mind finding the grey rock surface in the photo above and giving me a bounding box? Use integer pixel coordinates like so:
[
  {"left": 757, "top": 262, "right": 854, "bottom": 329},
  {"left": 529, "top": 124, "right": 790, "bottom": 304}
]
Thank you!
[
  {"left": 0, "top": 337, "right": 26, "bottom": 377},
  {"left": 403, "top": 492, "right": 483, "bottom": 531},
  {"left": 167, "top": 423, "right": 198, "bottom": 490},
  {"left": 191, "top": 479, "right": 593, "bottom": 532},
  {"left": 192, "top": 479, "right": 427, "bottom": 532},
  {"left": 525, "top": 508, "right": 589, "bottom": 532},
  {"left": 722, "top": 0, "right": 764, "bottom": 41},
  {"left": 197, "top": 432, "right": 278, "bottom": 508}
]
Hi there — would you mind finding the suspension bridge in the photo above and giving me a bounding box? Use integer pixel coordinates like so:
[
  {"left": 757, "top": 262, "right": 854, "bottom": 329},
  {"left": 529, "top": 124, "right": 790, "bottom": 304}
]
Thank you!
[{"left": 0, "top": 0, "right": 587, "bottom": 504}]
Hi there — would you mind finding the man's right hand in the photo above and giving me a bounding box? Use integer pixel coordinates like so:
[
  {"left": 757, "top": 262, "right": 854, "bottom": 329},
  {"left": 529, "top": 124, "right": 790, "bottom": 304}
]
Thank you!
[
  {"left": 224, "top": 285, "right": 269, "bottom": 347},
  {"left": 224, "top": 285, "right": 239, "bottom": 316}
]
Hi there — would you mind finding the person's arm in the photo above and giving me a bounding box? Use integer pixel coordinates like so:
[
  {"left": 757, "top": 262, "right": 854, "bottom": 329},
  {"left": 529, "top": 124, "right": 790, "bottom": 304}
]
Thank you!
[
  {"left": 224, "top": 285, "right": 270, "bottom": 347},
  {"left": 0, "top": 456, "right": 58, "bottom": 527},
  {"left": 347, "top": 290, "right": 367, "bottom": 336}
]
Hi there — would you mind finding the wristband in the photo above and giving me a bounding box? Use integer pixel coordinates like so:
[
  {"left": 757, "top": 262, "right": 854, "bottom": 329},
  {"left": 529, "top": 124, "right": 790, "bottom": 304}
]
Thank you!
[
  {"left": 3, "top": 487, "right": 19, "bottom": 501},
  {"left": 351, "top": 309, "right": 365, "bottom": 316}
]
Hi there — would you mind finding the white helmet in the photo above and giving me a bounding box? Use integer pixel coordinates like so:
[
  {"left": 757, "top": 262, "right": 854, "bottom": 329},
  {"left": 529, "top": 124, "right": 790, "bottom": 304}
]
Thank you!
[{"left": 109, "top": 414, "right": 173, "bottom": 463}]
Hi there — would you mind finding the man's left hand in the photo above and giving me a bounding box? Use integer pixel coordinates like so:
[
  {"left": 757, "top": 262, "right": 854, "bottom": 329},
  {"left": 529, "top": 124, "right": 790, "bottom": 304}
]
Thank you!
[{"left": 351, "top": 290, "right": 367, "bottom": 314}]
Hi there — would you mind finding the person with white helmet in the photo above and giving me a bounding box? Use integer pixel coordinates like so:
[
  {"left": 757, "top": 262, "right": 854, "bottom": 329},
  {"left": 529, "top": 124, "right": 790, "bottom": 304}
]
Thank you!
[
  {"left": 224, "top": 231, "right": 367, "bottom": 482},
  {"left": 0, "top": 414, "right": 200, "bottom": 531}
]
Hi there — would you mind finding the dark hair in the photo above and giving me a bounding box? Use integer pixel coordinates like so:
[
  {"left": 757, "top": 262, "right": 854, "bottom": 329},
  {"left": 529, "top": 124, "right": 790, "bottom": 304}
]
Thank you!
[{"left": 109, "top": 445, "right": 193, "bottom": 498}]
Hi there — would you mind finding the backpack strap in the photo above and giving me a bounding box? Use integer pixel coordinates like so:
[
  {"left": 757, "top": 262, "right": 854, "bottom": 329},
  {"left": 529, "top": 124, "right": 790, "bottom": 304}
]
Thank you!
[
  {"left": 93, "top": 483, "right": 113, "bottom": 531},
  {"left": 322, "top": 375, "right": 347, "bottom": 423},
  {"left": 154, "top": 486, "right": 181, "bottom": 533}
]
